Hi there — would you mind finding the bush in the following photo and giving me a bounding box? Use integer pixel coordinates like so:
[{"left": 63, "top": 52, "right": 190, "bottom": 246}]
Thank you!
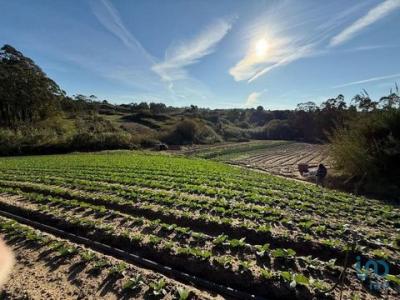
[
  {"left": 0, "top": 115, "right": 138, "bottom": 155},
  {"left": 161, "top": 119, "right": 221, "bottom": 145},
  {"left": 219, "top": 125, "right": 249, "bottom": 141},
  {"left": 263, "top": 119, "right": 294, "bottom": 140},
  {"left": 330, "top": 109, "right": 400, "bottom": 200}
]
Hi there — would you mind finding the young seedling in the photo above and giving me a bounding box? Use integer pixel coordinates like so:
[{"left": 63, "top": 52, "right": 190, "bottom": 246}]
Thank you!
[
  {"left": 255, "top": 243, "right": 270, "bottom": 257},
  {"left": 238, "top": 260, "right": 252, "bottom": 274},
  {"left": 48, "top": 241, "right": 64, "bottom": 251},
  {"left": 176, "top": 287, "right": 191, "bottom": 300},
  {"left": 260, "top": 267, "right": 274, "bottom": 280},
  {"left": 212, "top": 234, "right": 228, "bottom": 246},
  {"left": 123, "top": 274, "right": 144, "bottom": 291},
  {"left": 57, "top": 246, "right": 77, "bottom": 257},
  {"left": 271, "top": 248, "right": 296, "bottom": 258},
  {"left": 109, "top": 262, "right": 127, "bottom": 277},
  {"left": 91, "top": 258, "right": 109, "bottom": 273},
  {"left": 229, "top": 237, "right": 246, "bottom": 249},
  {"left": 149, "top": 278, "right": 167, "bottom": 297},
  {"left": 80, "top": 250, "right": 97, "bottom": 263}
]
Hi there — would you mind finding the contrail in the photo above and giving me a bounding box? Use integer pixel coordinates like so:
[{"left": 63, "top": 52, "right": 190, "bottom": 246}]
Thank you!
[{"left": 332, "top": 73, "right": 400, "bottom": 88}]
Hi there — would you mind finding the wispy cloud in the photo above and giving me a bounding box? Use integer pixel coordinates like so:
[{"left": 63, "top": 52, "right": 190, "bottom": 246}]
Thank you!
[
  {"left": 244, "top": 90, "right": 266, "bottom": 107},
  {"left": 230, "top": 1, "right": 400, "bottom": 83},
  {"left": 229, "top": 2, "right": 344, "bottom": 83},
  {"left": 332, "top": 73, "right": 400, "bottom": 88},
  {"left": 330, "top": 0, "right": 400, "bottom": 47},
  {"left": 248, "top": 44, "right": 315, "bottom": 83},
  {"left": 229, "top": 26, "right": 320, "bottom": 83},
  {"left": 89, "top": 0, "right": 154, "bottom": 63},
  {"left": 152, "top": 18, "right": 233, "bottom": 81}
]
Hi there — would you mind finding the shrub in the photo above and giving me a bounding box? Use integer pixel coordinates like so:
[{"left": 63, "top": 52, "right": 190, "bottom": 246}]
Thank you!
[
  {"left": 330, "top": 109, "right": 400, "bottom": 200},
  {"left": 161, "top": 119, "right": 221, "bottom": 145}
]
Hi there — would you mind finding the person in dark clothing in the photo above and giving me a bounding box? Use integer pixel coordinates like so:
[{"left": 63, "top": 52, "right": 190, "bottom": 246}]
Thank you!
[{"left": 316, "top": 164, "right": 327, "bottom": 187}]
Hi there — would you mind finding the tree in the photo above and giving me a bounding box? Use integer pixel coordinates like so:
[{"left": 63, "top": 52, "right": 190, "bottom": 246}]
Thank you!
[
  {"left": 149, "top": 102, "right": 167, "bottom": 114},
  {"left": 0, "top": 44, "right": 64, "bottom": 126},
  {"left": 264, "top": 119, "right": 293, "bottom": 140},
  {"left": 379, "top": 85, "right": 400, "bottom": 109},
  {"left": 321, "top": 94, "right": 347, "bottom": 111},
  {"left": 352, "top": 90, "right": 378, "bottom": 112},
  {"left": 296, "top": 101, "right": 317, "bottom": 112}
]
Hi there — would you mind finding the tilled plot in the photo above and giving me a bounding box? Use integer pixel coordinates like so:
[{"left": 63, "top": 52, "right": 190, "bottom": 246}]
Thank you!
[{"left": 233, "top": 143, "right": 331, "bottom": 178}]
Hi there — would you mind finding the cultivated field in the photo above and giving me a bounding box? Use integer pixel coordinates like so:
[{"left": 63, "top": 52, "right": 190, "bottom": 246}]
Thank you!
[
  {"left": 233, "top": 143, "right": 331, "bottom": 179},
  {"left": 185, "top": 141, "right": 331, "bottom": 179},
  {"left": 180, "top": 140, "right": 289, "bottom": 160},
  {"left": 0, "top": 152, "right": 399, "bottom": 299}
]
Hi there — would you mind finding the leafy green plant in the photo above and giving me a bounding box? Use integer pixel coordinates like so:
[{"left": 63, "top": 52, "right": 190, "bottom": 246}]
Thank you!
[
  {"left": 80, "top": 250, "right": 96, "bottom": 263},
  {"left": 176, "top": 287, "right": 191, "bottom": 300},
  {"left": 48, "top": 241, "right": 64, "bottom": 250},
  {"left": 213, "top": 234, "right": 228, "bottom": 246},
  {"left": 310, "top": 279, "right": 331, "bottom": 291},
  {"left": 148, "top": 235, "right": 162, "bottom": 246},
  {"left": 257, "top": 224, "right": 271, "bottom": 233},
  {"left": 293, "top": 274, "right": 309, "bottom": 286},
  {"left": 123, "top": 274, "right": 144, "bottom": 291},
  {"left": 260, "top": 267, "right": 274, "bottom": 280},
  {"left": 271, "top": 248, "right": 296, "bottom": 258},
  {"left": 255, "top": 243, "right": 270, "bottom": 257},
  {"left": 238, "top": 260, "right": 252, "bottom": 273},
  {"left": 109, "top": 263, "right": 127, "bottom": 277},
  {"left": 371, "top": 249, "right": 390, "bottom": 260},
  {"left": 229, "top": 237, "right": 246, "bottom": 249},
  {"left": 280, "top": 271, "right": 292, "bottom": 282},
  {"left": 57, "top": 245, "right": 77, "bottom": 257},
  {"left": 386, "top": 274, "right": 400, "bottom": 285},
  {"left": 92, "top": 258, "right": 109, "bottom": 271},
  {"left": 213, "top": 255, "right": 232, "bottom": 269},
  {"left": 149, "top": 278, "right": 167, "bottom": 297}
]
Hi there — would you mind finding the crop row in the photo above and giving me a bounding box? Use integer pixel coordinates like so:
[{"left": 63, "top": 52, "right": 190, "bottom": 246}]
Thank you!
[
  {"left": 0, "top": 184, "right": 348, "bottom": 277},
  {"left": 0, "top": 173, "right": 397, "bottom": 258},
  {"left": 3, "top": 166, "right": 398, "bottom": 231},
  {"left": 0, "top": 178, "right": 366, "bottom": 262},
  {"left": 0, "top": 193, "right": 334, "bottom": 299},
  {"left": 1, "top": 183, "right": 399, "bottom": 283},
  {"left": 0, "top": 216, "right": 209, "bottom": 300}
]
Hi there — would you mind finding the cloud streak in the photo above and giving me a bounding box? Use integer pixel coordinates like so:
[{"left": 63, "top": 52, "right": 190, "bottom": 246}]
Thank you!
[
  {"left": 152, "top": 18, "right": 233, "bottom": 81},
  {"left": 230, "top": 1, "right": 400, "bottom": 83},
  {"left": 332, "top": 73, "right": 400, "bottom": 88},
  {"left": 229, "top": 26, "right": 319, "bottom": 83},
  {"left": 330, "top": 0, "right": 400, "bottom": 47},
  {"left": 90, "top": 0, "right": 154, "bottom": 63},
  {"left": 229, "top": 2, "right": 341, "bottom": 83}
]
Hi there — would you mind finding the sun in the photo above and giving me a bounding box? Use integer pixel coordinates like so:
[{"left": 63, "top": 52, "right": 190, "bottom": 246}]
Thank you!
[{"left": 255, "top": 38, "right": 269, "bottom": 57}]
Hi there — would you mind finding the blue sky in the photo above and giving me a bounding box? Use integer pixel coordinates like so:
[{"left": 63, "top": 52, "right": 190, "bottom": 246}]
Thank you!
[{"left": 1, "top": 0, "right": 400, "bottom": 109}]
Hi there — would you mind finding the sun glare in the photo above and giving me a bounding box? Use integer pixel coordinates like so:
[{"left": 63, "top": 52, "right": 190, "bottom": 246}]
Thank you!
[{"left": 255, "top": 38, "right": 268, "bottom": 57}]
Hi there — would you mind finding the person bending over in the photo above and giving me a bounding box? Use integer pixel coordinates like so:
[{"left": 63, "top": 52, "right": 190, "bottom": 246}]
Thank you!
[{"left": 316, "top": 164, "right": 327, "bottom": 187}]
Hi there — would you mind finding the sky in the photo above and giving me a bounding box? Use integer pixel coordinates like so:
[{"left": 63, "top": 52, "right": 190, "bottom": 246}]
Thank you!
[{"left": 1, "top": 0, "right": 400, "bottom": 109}]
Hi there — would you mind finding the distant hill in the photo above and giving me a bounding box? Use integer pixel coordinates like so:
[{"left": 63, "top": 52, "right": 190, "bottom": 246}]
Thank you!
[{"left": 1, "top": 44, "right": 400, "bottom": 200}]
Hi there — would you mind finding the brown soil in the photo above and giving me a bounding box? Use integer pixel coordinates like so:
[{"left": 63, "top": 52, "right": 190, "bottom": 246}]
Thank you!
[{"left": 0, "top": 227, "right": 219, "bottom": 300}]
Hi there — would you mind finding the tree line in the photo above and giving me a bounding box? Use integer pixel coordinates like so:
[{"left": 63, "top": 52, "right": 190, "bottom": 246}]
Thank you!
[{"left": 1, "top": 44, "right": 399, "bottom": 200}]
